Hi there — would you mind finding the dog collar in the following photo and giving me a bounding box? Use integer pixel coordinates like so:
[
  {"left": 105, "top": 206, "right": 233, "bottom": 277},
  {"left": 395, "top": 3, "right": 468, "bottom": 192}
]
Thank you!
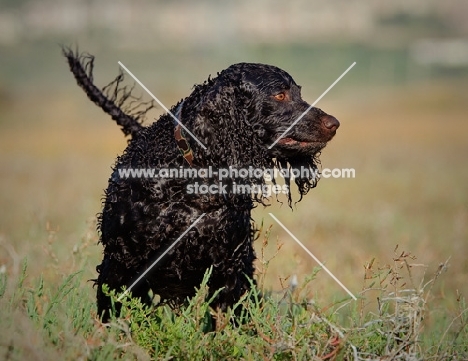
[{"left": 173, "top": 101, "right": 194, "bottom": 167}]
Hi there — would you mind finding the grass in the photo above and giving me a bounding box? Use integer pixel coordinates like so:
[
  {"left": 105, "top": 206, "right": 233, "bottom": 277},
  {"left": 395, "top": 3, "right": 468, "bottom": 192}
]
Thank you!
[
  {"left": 1, "top": 229, "right": 466, "bottom": 360},
  {"left": 1, "top": 42, "right": 468, "bottom": 359}
]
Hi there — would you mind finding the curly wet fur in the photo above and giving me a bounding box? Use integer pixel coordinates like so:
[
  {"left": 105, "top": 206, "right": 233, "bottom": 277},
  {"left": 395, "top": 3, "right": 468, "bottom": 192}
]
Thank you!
[{"left": 64, "top": 49, "right": 340, "bottom": 320}]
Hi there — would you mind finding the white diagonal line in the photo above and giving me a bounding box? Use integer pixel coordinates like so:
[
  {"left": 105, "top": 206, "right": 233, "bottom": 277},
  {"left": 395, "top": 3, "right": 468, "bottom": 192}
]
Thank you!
[
  {"left": 269, "top": 213, "right": 357, "bottom": 300},
  {"left": 118, "top": 61, "right": 207, "bottom": 150},
  {"left": 117, "top": 213, "right": 206, "bottom": 301},
  {"left": 268, "top": 62, "right": 356, "bottom": 149}
]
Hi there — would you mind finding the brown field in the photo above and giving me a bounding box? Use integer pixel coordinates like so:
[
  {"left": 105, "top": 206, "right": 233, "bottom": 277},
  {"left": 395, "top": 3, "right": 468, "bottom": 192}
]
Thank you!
[
  {"left": 2, "top": 2, "right": 468, "bottom": 356},
  {"left": 0, "top": 77, "right": 467, "bottom": 325}
]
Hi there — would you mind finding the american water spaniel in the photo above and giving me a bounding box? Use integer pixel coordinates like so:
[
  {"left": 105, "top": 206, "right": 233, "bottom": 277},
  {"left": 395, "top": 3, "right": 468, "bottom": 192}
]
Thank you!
[{"left": 64, "top": 49, "right": 340, "bottom": 320}]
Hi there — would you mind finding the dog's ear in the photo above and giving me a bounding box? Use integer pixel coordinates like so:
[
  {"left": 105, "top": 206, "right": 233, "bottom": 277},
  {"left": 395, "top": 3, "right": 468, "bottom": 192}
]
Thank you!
[{"left": 191, "top": 76, "right": 269, "bottom": 169}]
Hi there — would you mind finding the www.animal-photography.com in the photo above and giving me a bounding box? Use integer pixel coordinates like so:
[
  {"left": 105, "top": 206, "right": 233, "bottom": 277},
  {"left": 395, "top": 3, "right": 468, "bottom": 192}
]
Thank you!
[{"left": 1, "top": 1, "right": 467, "bottom": 360}]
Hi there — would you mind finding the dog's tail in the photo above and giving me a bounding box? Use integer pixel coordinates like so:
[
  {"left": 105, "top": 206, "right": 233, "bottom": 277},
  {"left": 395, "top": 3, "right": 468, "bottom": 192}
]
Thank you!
[{"left": 63, "top": 47, "right": 155, "bottom": 137}]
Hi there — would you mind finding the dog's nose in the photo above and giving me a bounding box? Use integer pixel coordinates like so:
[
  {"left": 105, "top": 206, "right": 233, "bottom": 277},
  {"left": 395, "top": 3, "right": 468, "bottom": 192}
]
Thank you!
[{"left": 322, "top": 115, "right": 340, "bottom": 131}]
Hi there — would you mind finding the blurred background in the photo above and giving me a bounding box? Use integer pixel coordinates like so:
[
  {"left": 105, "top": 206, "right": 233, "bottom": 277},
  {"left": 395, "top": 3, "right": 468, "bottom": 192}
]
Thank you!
[{"left": 1, "top": 0, "right": 467, "bottom": 311}]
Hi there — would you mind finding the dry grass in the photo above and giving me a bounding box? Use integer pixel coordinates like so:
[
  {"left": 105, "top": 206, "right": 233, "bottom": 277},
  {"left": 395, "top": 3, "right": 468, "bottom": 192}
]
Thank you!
[
  {"left": 0, "top": 80, "right": 467, "bottom": 358},
  {"left": 252, "top": 81, "right": 468, "bottom": 305}
]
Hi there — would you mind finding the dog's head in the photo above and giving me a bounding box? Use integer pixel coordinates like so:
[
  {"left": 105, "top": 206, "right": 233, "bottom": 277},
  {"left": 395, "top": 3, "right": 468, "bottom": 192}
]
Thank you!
[
  {"left": 185, "top": 62, "right": 340, "bottom": 204},
  {"left": 235, "top": 63, "right": 340, "bottom": 158}
]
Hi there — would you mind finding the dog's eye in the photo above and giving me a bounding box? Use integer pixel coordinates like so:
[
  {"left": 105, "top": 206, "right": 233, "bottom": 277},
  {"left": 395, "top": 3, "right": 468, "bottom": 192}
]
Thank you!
[{"left": 274, "top": 92, "right": 286, "bottom": 101}]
